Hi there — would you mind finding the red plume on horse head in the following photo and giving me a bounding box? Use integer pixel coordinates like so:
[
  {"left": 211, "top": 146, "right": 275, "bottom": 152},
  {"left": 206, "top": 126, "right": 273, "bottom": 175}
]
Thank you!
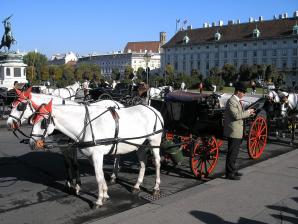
[
  {"left": 24, "top": 87, "right": 32, "bottom": 99},
  {"left": 44, "top": 99, "right": 53, "bottom": 113}
]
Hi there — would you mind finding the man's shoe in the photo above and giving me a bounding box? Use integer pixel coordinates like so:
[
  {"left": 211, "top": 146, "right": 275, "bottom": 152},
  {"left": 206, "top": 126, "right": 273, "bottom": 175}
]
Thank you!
[
  {"left": 226, "top": 174, "right": 241, "bottom": 180},
  {"left": 235, "top": 172, "right": 243, "bottom": 177}
]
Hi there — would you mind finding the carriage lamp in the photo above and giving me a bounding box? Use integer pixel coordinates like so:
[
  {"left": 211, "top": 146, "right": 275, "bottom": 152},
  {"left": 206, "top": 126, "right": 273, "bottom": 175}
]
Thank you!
[{"left": 143, "top": 52, "right": 152, "bottom": 85}]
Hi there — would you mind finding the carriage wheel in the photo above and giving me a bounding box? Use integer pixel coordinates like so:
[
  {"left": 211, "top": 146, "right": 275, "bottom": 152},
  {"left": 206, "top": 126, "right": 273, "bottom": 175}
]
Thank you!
[
  {"left": 190, "top": 136, "right": 220, "bottom": 179},
  {"left": 98, "top": 93, "right": 112, "bottom": 100},
  {"left": 247, "top": 116, "right": 268, "bottom": 159}
]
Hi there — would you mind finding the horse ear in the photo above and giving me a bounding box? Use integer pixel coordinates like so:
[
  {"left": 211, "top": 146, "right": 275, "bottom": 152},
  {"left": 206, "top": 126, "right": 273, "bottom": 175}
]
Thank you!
[
  {"left": 24, "top": 87, "right": 32, "bottom": 98},
  {"left": 45, "top": 99, "right": 53, "bottom": 112}
]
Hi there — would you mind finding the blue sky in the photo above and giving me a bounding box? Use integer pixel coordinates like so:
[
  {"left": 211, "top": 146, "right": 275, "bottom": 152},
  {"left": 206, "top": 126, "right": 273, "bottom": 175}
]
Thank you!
[{"left": 1, "top": 0, "right": 297, "bottom": 58}]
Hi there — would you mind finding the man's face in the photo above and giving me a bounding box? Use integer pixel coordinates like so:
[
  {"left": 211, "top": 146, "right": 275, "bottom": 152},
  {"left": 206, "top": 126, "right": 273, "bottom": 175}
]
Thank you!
[{"left": 236, "top": 91, "right": 245, "bottom": 99}]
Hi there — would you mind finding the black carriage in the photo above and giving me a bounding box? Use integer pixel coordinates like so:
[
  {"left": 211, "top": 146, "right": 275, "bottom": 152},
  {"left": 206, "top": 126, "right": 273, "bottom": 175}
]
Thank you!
[
  {"left": 89, "top": 83, "right": 144, "bottom": 105},
  {"left": 151, "top": 91, "right": 268, "bottom": 179}
]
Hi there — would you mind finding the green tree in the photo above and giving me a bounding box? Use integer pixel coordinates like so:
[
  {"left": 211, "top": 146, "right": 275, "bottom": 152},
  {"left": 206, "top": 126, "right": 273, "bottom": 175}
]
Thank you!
[
  {"left": 165, "top": 64, "right": 175, "bottom": 85},
  {"left": 74, "top": 63, "right": 101, "bottom": 81},
  {"left": 112, "top": 68, "right": 121, "bottom": 80},
  {"left": 222, "top": 64, "right": 237, "bottom": 85},
  {"left": 23, "top": 51, "right": 48, "bottom": 82},
  {"left": 124, "top": 65, "right": 134, "bottom": 81},
  {"left": 239, "top": 64, "right": 251, "bottom": 81}
]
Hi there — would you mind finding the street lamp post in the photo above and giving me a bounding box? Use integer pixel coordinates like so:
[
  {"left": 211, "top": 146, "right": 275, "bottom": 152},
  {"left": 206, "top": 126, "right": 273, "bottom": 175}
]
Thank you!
[{"left": 143, "top": 52, "right": 151, "bottom": 85}]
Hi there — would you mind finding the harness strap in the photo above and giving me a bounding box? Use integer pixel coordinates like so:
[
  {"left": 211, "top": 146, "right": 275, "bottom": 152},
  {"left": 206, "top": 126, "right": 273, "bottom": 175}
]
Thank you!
[{"left": 84, "top": 104, "right": 95, "bottom": 144}]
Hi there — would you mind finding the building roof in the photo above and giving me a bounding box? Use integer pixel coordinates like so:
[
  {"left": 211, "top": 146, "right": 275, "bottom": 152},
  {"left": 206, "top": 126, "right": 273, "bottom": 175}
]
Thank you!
[
  {"left": 163, "top": 18, "right": 298, "bottom": 48},
  {"left": 124, "top": 41, "right": 160, "bottom": 53}
]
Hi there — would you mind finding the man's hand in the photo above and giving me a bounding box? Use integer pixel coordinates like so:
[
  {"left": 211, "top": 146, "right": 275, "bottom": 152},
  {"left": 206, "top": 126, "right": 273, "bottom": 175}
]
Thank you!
[{"left": 247, "top": 108, "right": 255, "bottom": 116}]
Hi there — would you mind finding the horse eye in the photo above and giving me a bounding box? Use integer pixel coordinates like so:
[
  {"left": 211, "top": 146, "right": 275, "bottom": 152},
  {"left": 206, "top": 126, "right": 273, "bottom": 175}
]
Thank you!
[
  {"left": 17, "top": 102, "right": 26, "bottom": 111},
  {"left": 40, "top": 119, "right": 47, "bottom": 129}
]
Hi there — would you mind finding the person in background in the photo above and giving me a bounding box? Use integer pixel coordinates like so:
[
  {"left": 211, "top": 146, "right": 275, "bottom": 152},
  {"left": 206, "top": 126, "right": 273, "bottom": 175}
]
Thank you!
[
  {"left": 224, "top": 82, "right": 255, "bottom": 180},
  {"left": 199, "top": 82, "right": 203, "bottom": 94},
  {"left": 211, "top": 84, "right": 216, "bottom": 93},
  {"left": 180, "top": 81, "right": 186, "bottom": 91},
  {"left": 251, "top": 80, "right": 256, "bottom": 95},
  {"left": 82, "top": 79, "right": 89, "bottom": 100},
  {"left": 112, "top": 80, "right": 117, "bottom": 90}
]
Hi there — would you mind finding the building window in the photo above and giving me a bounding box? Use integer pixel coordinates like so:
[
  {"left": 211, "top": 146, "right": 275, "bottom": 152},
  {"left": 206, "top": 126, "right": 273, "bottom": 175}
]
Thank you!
[
  {"left": 182, "top": 61, "right": 186, "bottom": 71},
  {"left": 233, "top": 60, "right": 238, "bottom": 68},
  {"left": 273, "top": 41, "right": 277, "bottom": 45},
  {"left": 263, "top": 50, "right": 267, "bottom": 57},
  {"left": 190, "top": 61, "right": 193, "bottom": 70},
  {"left": 197, "top": 60, "right": 201, "bottom": 69},
  {"left": 14, "top": 68, "right": 21, "bottom": 77},
  {"left": 243, "top": 51, "right": 247, "bottom": 58},
  {"left": 224, "top": 51, "right": 228, "bottom": 58},
  {"left": 293, "top": 61, "right": 297, "bottom": 69},
  {"left": 215, "top": 45, "right": 218, "bottom": 49},
  {"left": 293, "top": 48, "right": 297, "bottom": 56},
  {"left": 294, "top": 40, "right": 298, "bottom": 44},
  {"left": 253, "top": 51, "right": 257, "bottom": 57},
  {"left": 262, "top": 58, "right": 267, "bottom": 64},
  {"left": 206, "top": 46, "right": 209, "bottom": 49},
  {"left": 263, "top": 41, "right": 267, "bottom": 45},
  {"left": 206, "top": 52, "right": 209, "bottom": 59},
  {"left": 224, "top": 44, "right": 228, "bottom": 48},
  {"left": 223, "top": 60, "right": 227, "bottom": 65},
  {"left": 234, "top": 51, "right": 237, "bottom": 58},
  {"left": 243, "top": 59, "right": 247, "bottom": 64},
  {"left": 283, "top": 40, "right": 287, "bottom": 44},
  {"left": 282, "top": 60, "right": 287, "bottom": 69},
  {"left": 6, "top": 68, "right": 10, "bottom": 76},
  {"left": 174, "top": 62, "right": 178, "bottom": 70},
  {"left": 215, "top": 52, "right": 219, "bottom": 59},
  {"left": 167, "top": 55, "right": 170, "bottom": 64},
  {"left": 234, "top": 43, "right": 237, "bottom": 47},
  {"left": 206, "top": 61, "right": 209, "bottom": 70},
  {"left": 272, "top": 49, "right": 277, "bottom": 57},
  {"left": 253, "top": 58, "right": 257, "bottom": 64},
  {"left": 167, "top": 48, "right": 170, "bottom": 51},
  {"left": 272, "top": 59, "right": 277, "bottom": 66},
  {"left": 197, "top": 53, "right": 200, "bottom": 60},
  {"left": 282, "top": 49, "right": 287, "bottom": 56},
  {"left": 253, "top": 42, "right": 257, "bottom": 46},
  {"left": 215, "top": 60, "right": 219, "bottom": 67},
  {"left": 190, "top": 54, "right": 193, "bottom": 60}
]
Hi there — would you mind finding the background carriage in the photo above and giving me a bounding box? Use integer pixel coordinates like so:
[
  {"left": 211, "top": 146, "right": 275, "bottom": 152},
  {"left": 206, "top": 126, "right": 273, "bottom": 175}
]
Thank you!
[
  {"left": 89, "top": 83, "right": 144, "bottom": 105},
  {"left": 150, "top": 91, "right": 268, "bottom": 179}
]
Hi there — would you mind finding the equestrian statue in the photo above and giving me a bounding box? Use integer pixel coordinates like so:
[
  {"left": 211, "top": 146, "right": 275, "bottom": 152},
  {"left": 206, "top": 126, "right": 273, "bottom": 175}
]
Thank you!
[{"left": 0, "top": 15, "right": 16, "bottom": 51}]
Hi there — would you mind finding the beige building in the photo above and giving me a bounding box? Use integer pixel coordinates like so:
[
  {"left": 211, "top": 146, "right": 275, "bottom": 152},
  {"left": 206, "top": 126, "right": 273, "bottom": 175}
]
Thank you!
[
  {"left": 78, "top": 32, "right": 166, "bottom": 78},
  {"left": 161, "top": 11, "right": 298, "bottom": 86}
]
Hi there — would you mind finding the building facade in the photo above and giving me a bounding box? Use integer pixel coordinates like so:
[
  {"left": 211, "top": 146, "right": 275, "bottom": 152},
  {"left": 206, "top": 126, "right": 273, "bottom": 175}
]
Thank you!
[
  {"left": 78, "top": 32, "right": 166, "bottom": 79},
  {"left": 162, "top": 11, "right": 298, "bottom": 86},
  {"left": 49, "top": 51, "right": 78, "bottom": 65}
]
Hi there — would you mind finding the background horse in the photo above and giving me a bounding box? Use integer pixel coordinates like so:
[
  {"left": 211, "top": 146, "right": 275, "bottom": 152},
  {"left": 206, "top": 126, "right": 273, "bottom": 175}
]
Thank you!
[
  {"left": 280, "top": 92, "right": 298, "bottom": 145},
  {"left": 52, "top": 81, "right": 81, "bottom": 100},
  {"left": 29, "top": 102, "right": 163, "bottom": 208}
]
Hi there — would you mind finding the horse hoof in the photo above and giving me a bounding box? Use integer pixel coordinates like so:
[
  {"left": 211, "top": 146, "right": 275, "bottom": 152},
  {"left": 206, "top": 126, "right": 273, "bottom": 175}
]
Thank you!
[
  {"left": 152, "top": 189, "right": 160, "bottom": 198},
  {"left": 132, "top": 188, "right": 140, "bottom": 194},
  {"left": 109, "top": 178, "right": 116, "bottom": 184},
  {"left": 103, "top": 197, "right": 109, "bottom": 202},
  {"left": 92, "top": 203, "right": 102, "bottom": 209}
]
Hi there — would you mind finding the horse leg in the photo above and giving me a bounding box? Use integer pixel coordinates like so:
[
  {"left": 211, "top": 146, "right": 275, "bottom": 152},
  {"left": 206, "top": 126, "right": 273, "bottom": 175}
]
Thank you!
[
  {"left": 132, "top": 147, "right": 147, "bottom": 194},
  {"left": 110, "top": 155, "right": 120, "bottom": 184},
  {"left": 102, "top": 175, "right": 109, "bottom": 201},
  {"left": 150, "top": 146, "right": 161, "bottom": 197},
  {"left": 61, "top": 148, "right": 74, "bottom": 192},
  {"left": 72, "top": 148, "right": 81, "bottom": 195},
  {"left": 290, "top": 118, "right": 295, "bottom": 146},
  {"left": 92, "top": 151, "right": 105, "bottom": 208}
]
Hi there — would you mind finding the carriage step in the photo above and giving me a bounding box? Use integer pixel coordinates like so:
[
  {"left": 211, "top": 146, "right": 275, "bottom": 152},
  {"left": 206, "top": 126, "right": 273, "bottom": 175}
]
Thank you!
[{"left": 139, "top": 191, "right": 169, "bottom": 202}]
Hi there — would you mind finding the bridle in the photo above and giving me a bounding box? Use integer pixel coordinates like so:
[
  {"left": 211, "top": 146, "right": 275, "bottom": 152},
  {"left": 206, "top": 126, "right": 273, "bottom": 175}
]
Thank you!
[
  {"left": 29, "top": 106, "right": 55, "bottom": 145},
  {"left": 9, "top": 97, "right": 35, "bottom": 127}
]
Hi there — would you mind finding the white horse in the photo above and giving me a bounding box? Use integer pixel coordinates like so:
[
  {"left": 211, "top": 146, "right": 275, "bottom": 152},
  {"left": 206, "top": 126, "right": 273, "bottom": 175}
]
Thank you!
[
  {"left": 51, "top": 81, "right": 81, "bottom": 100},
  {"left": 280, "top": 93, "right": 298, "bottom": 117},
  {"left": 147, "top": 86, "right": 173, "bottom": 105},
  {"left": 29, "top": 102, "right": 163, "bottom": 208},
  {"left": 7, "top": 87, "right": 124, "bottom": 194}
]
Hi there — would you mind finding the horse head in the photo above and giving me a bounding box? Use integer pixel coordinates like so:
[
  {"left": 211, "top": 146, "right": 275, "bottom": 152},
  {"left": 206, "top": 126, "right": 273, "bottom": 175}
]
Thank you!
[
  {"left": 7, "top": 87, "right": 37, "bottom": 129},
  {"left": 29, "top": 100, "right": 55, "bottom": 150}
]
